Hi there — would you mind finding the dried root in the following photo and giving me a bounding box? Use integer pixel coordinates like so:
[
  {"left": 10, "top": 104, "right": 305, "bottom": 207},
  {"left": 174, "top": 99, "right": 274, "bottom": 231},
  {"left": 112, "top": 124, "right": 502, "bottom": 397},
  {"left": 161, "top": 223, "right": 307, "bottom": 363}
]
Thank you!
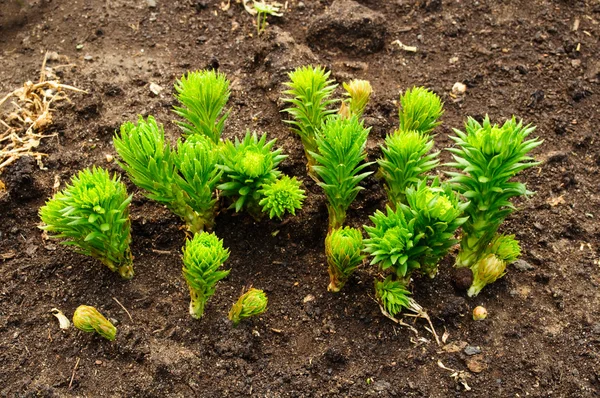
[{"left": 0, "top": 52, "right": 86, "bottom": 177}]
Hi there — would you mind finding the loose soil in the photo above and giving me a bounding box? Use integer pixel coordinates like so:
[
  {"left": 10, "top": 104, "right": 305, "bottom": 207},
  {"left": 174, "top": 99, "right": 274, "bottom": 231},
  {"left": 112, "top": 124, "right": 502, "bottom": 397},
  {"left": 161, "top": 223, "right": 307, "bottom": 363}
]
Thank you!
[{"left": 1, "top": 0, "right": 600, "bottom": 397}]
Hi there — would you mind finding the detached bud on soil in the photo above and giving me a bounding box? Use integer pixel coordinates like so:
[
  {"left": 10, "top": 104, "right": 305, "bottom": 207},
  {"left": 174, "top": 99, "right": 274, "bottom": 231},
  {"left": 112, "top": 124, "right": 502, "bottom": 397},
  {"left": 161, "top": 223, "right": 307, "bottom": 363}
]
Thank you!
[
  {"left": 228, "top": 288, "right": 268, "bottom": 326},
  {"left": 73, "top": 305, "right": 117, "bottom": 341},
  {"left": 473, "top": 306, "right": 488, "bottom": 321}
]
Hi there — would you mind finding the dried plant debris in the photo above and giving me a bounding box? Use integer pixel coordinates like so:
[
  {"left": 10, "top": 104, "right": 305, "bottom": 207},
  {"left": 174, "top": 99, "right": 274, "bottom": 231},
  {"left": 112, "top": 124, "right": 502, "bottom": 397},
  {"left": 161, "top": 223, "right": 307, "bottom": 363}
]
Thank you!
[{"left": 0, "top": 52, "right": 86, "bottom": 175}]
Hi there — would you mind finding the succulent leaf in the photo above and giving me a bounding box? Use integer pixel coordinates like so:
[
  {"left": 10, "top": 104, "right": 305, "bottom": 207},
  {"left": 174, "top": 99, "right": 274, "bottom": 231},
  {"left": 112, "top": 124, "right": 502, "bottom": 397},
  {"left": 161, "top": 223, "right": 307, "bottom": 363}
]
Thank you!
[{"left": 39, "top": 167, "right": 134, "bottom": 279}]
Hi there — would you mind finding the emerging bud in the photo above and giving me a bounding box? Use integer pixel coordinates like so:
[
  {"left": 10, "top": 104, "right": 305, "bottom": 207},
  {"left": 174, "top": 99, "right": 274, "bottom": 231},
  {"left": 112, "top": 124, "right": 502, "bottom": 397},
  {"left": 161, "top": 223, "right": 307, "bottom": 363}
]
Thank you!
[
  {"left": 468, "top": 254, "right": 507, "bottom": 297},
  {"left": 340, "top": 79, "right": 372, "bottom": 119},
  {"left": 72, "top": 305, "right": 117, "bottom": 341},
  {"left": 472, "top": 306, "right": 488, "bottom": 321},
  {"left": 228, "top": 288, "right": 268, "bottom": 326}
]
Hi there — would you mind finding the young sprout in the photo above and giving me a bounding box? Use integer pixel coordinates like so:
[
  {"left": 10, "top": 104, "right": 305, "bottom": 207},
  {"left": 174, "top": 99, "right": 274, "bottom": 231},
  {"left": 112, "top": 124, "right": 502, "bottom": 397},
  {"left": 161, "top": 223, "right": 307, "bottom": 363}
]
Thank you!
[
  {"left": 182, "top": 232, "right": 230, "bottom": 319},
  {"left": 339, "top": 79, "right": 373, "bottom": 119},
  {"left": 218, "top": 131, "right": 286, "bottom": 217},
  {"left": 446, "top": 116, "right": 541, "bottom": 294},
  {"left": 114, "top": 116, "right": 221, "bottom": 233},
  {"left": 228, "top": 287, "right": 268, "bottom": 326},
  {"left": 73, "top": 305, "right": 117, "bottom": 341},
  {"left": 468, "top": 234, "right": 520, "bottom": 297},
  {"left": 400, "top": 178, "right": 468, "bottom": 278},
  {"left": 325, "top": 227, "right": 365, "bottom": 292},
  {"left": 39, "top": 167, "right": 134, "bottom": 279},
  {"left": 173, "top": 69, "right": 230, "bottom": 143},
  {"left": 378, "top": 129, "right": 439, "bottom": 207},
  {"left": 281, "top": 65, "right": 338, "bottom": 176},
  {"left": 398, "top": 87, "right": 444, "bottom": 134},
  {"left": 310, "top": 115, "right": 373, "bottom": 230},
  {"left": 258, "top": 175, "right": 306, "bottom": 219},
  {"left": 375, "top": 276, "right": 411, "bottom": 317},
  {"left": 253, "top": 1, "right": 283, "bottom": 35}
]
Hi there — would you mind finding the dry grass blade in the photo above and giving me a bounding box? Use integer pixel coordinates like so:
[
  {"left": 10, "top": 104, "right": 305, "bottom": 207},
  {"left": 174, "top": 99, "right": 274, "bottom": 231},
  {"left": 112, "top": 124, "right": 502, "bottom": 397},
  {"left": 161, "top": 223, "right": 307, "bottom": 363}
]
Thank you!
[{"left": 0, "top": 52, "right": 87, "bottom": 176}]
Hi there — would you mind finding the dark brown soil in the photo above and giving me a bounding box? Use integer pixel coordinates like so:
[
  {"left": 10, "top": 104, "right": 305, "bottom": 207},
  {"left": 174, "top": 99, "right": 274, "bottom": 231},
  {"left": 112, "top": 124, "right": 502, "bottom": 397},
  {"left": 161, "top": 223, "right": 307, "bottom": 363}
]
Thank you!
[{"left": 1, "top": 0, "right": 600, "bottom": 396}]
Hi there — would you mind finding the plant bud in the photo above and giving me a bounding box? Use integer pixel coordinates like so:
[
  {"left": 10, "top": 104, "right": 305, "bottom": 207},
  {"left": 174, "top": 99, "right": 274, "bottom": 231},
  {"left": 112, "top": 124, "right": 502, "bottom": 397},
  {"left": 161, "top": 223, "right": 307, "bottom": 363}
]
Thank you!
[
  {"left": 73, "top": 305, "right": 117, "bottom": 341},
  {"left": 473, "top": 306, "right": 487, "bottom": 321},
  {"left": 228, "top": 288, "right": 268, "bottom": 326}
]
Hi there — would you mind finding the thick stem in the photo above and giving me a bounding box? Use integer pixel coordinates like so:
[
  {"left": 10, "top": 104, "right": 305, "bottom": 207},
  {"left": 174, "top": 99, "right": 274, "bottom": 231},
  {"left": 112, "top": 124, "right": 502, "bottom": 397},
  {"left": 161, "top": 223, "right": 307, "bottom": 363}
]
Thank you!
[
  {"left": 327, "top": 204, "right": 346, "bottom": 232},
  {"left": 188, "top": 289, "right": 206, "bottom": 319},
  {"left": 327, "top": 261, "right": 348, "bottom": 293},
  {"left": 455, "top": 213, "right": 498, "bottom": 268}
]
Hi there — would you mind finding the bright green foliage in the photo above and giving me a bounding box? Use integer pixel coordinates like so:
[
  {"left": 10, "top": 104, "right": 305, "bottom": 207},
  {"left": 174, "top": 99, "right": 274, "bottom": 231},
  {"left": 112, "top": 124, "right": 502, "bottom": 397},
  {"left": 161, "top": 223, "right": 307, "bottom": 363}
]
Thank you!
[
  {"left": 375, "top": 276, "right": 411, "bottom": 317},
  {"left": 378, "top": 129, "right": 439, "bottom": 207},
  {"left": 446, "top": 116, "right": 541, "bottom": 270},
  {"left": 363, "top": 206, "right": 424, "bottom": 280},
  {"left": 281, "top": 65, "right": 338, "bottom": 173},
  {"left": 73, "top": 305, "right": 117, "bottom": 341},
  {"left": 39, "top": 167, "right": 134, "bottom": 279},
  {"left": 398, "top": 87, "right": 444, "bottom": 134},
  {"left": 258, "top": 175, "right": 306, "bottom": 219},
  {"left": 182, "top": 232, "right": 230, "bottom": 319},
  {"left": 340, "top": 79, "right": 372, "bottom": 119},
  {"left": 218, "top": 131, "right": 286, "bottom": 216},
  {"left": 114, "top": 116, "right": 220, "bottom": 233},
  {"left": 253, "top": 1, "right": 283, "bottom": 35},
  {"left": 228, "top": 287, "right": 268, "bottom": 326},
  {"left": 310, "top": 115, "right": 373, "bottom": 230},
  {"left": 400, "top": 178, "right": 468, "bottom": 278},
  {"left": 174, "top": 70, "right": 230, "bottom": 143},
  {"left": 468, "top": 234, "right": 520, "bottom": 297},
  {"left": 175, "top": 135, "right": 223, "bottom": 230},
  {"left": 325, "top": 227, "right": 365, "bottom": 292}
]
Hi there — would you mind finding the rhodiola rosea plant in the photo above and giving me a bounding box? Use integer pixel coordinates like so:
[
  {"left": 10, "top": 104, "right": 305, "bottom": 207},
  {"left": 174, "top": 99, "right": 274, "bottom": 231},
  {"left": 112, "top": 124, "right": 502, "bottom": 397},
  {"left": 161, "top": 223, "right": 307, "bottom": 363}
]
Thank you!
[
  {"left": 39, "top": 167, "right": 134, "bottom": 279},
  {"left": 446, "top": 116, "right": 541, "bottom": 296}
]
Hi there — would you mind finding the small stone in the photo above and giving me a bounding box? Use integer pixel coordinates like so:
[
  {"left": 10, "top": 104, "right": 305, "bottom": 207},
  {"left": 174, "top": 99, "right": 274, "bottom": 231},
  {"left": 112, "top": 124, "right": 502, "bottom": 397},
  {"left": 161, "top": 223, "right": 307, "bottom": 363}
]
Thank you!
[
  {"left": 513, "top": 259, "right": 534, "bottom": 272},
  {"left": 303, "top": 294, "right": 315, "bottom": 303},
  {"left": 373, "top": 380, "right": 391, "bottom": 392},
  {"left": 84, "top": 55, "right": 93, "bottom": 61},
  {"left": 572, "top": 59, "right": 581, "bottom": 67},
  {"left": 297, "top": 1, "right": 305, "bottom": 9},
  {"left": 149, "top": 82, "right": 163, "bottom": 96},
  {"left": 449, "top": 56, "right": 459, "bottom": 64},
  {"left": 95, "top": 360, "right": 103, "bottom": 365},
  {"left": 105, "top": 154, "right": 114, "bottom": 163},
  {"left": 76, "top": 44, "right": 84, "bottom": 50},
  {"left": 464, "top": 345, "right": 481, "bottom": 356},
  {"left": 452, "top": 82, "right": 467, "bottom": 95},
  {"left": 147, "top": 0, "right": 157, "bottom": 8}
]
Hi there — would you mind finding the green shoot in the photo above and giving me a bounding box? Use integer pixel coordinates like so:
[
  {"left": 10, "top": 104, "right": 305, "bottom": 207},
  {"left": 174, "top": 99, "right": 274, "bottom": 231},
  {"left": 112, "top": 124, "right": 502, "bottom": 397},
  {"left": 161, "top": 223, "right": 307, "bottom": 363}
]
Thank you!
[
  {"left": 174, "top": 70, "right": 230, "bottom": 144},
  {"left": 398, "top": 87, "right": 444, "bottom": 134},
  {"left": 73, "top": 305, "right": 117, "bottom": 341},
  {"left": 446, "top": 116, "right": 541, "bottom": 273},
  {"left": 182, "top": 232, "right": 230, "bottom": 319},
  {"left": 218, "top": 131, "right": 286, "bottom": 216},
  {"left": 325, "top": 226, "right": 365, "bottom": 292},
  {"left": 114, "top": 116, "right": 220, "bottom": 233},
  {"left": 378, "top": 129, "right": 439, "bottom": 207},
  {"left": 468, "top": 234, "right": 520, "bottom": 297},
  {"left": 253, "top": 1, "right": 283, "bottom": 35},
  {"left": 339, "top": 79, "right": 373, "bottom": 119},
  {"left": 258, "top": 175, "right": 306, "bottom": 219},
  {"left": 281, "top": 65, "right": 338, "bottom": 175},
  {"left": 310, "top": 115, "right": 373, "bottom": 230},
  {"left": 228, "top": 287, "right": 268, "bottom": 326},
  {"left": 39, "top": 167, "right": 133, "bottom": 279},
  {"left": 375, "top": 276, "right": 411, "bottom": 317}
]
